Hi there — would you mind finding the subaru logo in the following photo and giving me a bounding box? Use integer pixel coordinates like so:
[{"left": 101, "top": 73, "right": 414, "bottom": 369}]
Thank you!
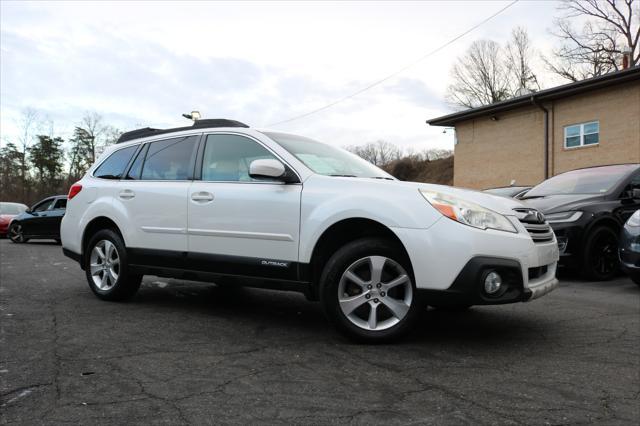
[{"left": 514, "top": 208, "right": 546, "bottom": 224}]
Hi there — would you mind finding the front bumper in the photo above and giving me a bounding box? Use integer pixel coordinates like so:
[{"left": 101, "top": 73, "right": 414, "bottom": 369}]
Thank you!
[
  {"left": 417, "top": 256, "right": 558, "bottom": 306},
  {"left": 619, "top": 227, "right": 640, "bottom": 281},
  {"left": 548, "top": 217, "right": 592, "bottom": 266},
  {"left": 524, "top": 275, "right": 559, "bottom": 300},
  {"left": 392, "top": 216, "right": 559, "bottom": 305}
]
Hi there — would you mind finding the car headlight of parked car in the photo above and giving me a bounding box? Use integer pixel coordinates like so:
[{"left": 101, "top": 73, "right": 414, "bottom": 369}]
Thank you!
[
  {"left": 544, "top": 211, "right": 583, "bottom": 223},
  {"left": 420, "top": 190, "right": 517, "bottom": 233}
]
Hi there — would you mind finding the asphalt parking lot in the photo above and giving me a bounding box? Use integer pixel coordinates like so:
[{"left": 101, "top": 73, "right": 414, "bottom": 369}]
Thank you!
[{"left": 1, "top": 239, "right": 639, "bottom": 425}]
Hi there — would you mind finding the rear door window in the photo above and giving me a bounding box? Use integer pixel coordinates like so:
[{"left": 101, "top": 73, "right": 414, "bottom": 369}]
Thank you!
[
  {"left": 141, "top": 136, "right": 199, "bottom": 181},
  {"left": 53, "top": 199, "right": 67, "bottom": 210}
]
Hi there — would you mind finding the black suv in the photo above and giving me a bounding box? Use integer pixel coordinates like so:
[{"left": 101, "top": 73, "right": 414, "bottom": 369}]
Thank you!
[{"left": 521, "top": 164, "right": 640, "bottom": 281}]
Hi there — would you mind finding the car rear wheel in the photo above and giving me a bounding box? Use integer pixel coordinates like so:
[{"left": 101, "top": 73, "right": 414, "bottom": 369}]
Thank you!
[
  {"left": 85, "top": 229, "right": 142, "bottom": 301},
  {"left": 8, "top": 223, "right": 28, "bottom": 244},
  {"left": 582, "top": 226, "right": 619, "bottom": 281},
  {"left": 320, "top": 238, "right": 421, "bottom": 343}
]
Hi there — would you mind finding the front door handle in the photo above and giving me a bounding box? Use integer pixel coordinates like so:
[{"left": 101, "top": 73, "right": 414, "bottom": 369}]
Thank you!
[
  {"left": 119, "top": 189, "right": 135, "bottom": 200},
  {"left": 191, "top": 191, "right": 214, "bottom": 202}
]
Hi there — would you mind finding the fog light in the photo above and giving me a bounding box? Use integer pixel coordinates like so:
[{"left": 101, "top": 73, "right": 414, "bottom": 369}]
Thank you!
[
  {"left": 557, "top": 237, "right": 568, "bottom": 254},
  {"left": 484, "top": 271, "right": 502, "bottom": 294}
]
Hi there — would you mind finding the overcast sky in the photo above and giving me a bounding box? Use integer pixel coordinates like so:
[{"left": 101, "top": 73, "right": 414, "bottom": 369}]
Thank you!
[{"left": 1, "top": 0, "right": 562, "bottom": 152}]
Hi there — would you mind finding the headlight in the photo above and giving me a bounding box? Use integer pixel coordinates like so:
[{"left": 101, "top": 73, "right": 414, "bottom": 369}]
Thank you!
[
  {"left": 627, "top": 210, "right": 640, "bottom": 227},
  {"left": 545, "top": 211, "right": 583, "bottom": 223},
  {"left": 420, "top": 190, "right": 517, "bottom": 233}
]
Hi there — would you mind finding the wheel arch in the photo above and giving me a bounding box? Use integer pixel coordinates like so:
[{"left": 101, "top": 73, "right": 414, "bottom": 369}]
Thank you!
[
  {"left": 81, "top": 216, "right": 125, "bottom": 262},
  {"left": 306, "top": 217, "right": 412, "bottom": 300},
  {"left": 584, "top": 214, "right": 622, "bottom": 237}
]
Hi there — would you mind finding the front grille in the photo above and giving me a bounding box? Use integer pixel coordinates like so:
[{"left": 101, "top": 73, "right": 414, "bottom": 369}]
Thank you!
[
  {"left": 528, "top": 265, "right": 548, "bottom": 280},
  {"left": 522, "top": 222, "right": 555, "bottom": 243},
  {"left": 513, "top": 208, "right": 555, "bottom": 243}
]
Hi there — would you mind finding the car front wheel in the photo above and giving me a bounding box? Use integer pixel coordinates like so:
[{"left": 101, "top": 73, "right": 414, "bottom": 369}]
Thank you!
[
  {"left": 85, "top": 229, "right": 142, "bottom": 301},
  {"left": 582, "top": 226, "right": 619, "bottom": 281},
  {"left": 8, "top": 223, "right": 28, "bottom": 243},
  {"left": 320, "top": 238, "right": 421, "bottom": 343}
]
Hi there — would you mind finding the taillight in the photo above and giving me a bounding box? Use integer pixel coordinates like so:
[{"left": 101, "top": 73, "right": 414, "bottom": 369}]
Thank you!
[{"left": 68, "top": 183, "right": 83, "bottom": 200}]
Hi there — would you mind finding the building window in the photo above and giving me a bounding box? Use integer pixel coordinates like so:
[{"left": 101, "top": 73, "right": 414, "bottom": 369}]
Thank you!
[{"left": 564, "top": 121, "right": 599, "bottom": 148}]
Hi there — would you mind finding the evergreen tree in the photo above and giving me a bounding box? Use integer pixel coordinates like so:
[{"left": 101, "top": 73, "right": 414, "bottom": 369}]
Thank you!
[{"left": 28, "top": 135, "right": 65, "bottom": 197}]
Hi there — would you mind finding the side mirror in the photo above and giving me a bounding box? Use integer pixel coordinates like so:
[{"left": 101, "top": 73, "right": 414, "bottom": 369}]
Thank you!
[{"left": 249, "top": 159, "right": 289, "bottom": 181}]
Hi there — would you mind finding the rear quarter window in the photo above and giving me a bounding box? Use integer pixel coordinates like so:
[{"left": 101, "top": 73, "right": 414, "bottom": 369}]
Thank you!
[{"left": 94, "top": 145, "right": 138, "bottom": 179}]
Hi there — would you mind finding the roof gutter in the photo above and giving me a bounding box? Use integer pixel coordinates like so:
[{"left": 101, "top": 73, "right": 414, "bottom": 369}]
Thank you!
[
  {"left": 427, "top": 67, "right": 640, "bottom": 127},
  {"left": 530, "top": 95, "right": 550, "bottom": 179}
]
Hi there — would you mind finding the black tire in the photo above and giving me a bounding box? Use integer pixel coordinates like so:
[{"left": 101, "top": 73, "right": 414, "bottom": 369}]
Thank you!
[
  {"left": 84, "top": 229, "right": 142, "bottom": 301},
  {"left": 582, "top": 226, "right": 619, "bottom": 281},
  {"left": 8, "top": 222, "right": 28, "bottom": 244},
  {"left": 319, "top": 237, "right": 422, "bottom": 343}
]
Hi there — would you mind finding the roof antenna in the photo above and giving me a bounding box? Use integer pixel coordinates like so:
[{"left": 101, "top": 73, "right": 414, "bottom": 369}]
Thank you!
[{"left": 182, "top": 111, "right": 201, "bottom": 122}]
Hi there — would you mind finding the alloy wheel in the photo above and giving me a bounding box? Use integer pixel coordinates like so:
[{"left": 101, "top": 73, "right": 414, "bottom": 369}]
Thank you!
[
  {"left": 9, "top": 224, "right": 24, "bottom": 243},
  {"left": 338, "top": 255, "right": 413, "bottom": 331},
  {"left": 591, "top": 232, "right": 618, "bottom": 276},
  {"left": 90, "top": 240, "right": 120, "bottom": 291}
]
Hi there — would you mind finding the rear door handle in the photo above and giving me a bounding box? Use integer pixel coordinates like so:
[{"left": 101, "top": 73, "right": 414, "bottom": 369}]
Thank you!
[
  {"left": 119, "top": 189, "right": 135, "bottom": 200},
  {"left": 191, "top": 191, "right": 214, "bottom": 202}
]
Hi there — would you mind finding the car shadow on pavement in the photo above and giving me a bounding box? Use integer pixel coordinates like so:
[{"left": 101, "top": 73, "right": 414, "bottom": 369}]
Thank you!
[
  {"left": 22, "top": 240, "right": 59, "bottom": 245},
  {"left": 126, "top": 279, "right": 555, "bottom": 348}
]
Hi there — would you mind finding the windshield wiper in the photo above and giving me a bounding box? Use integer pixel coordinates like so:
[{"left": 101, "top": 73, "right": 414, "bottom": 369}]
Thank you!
[
  {"left": 370, "top": 176, "right": 394, "bottom": 180},
  {"left": 519, "top": 195, "right": 545, "bottom": 200},
  {"left": 329, "top": 174, "right": 358, "bottom": 177}
]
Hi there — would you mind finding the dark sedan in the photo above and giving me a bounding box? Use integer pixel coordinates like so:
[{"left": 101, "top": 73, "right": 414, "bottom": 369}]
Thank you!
[
  {"left": 8, "top": 195, "right": 67, "bottom": 244},
  {"left": 620, "top": 209, "right": 640, "bottom": 286},
  {"left": 521, "top": 164, "right": 640, "bottom": 281}
]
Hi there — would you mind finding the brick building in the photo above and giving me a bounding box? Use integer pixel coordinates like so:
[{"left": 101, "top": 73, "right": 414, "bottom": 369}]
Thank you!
[{"left": 427, "top": 67, "right": 640, "bottom": 189}]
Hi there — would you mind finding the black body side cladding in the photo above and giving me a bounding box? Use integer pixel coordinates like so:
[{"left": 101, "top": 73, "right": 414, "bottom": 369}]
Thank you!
[{"left": 62, "top": 247, "right": 82, "bottom": 264}]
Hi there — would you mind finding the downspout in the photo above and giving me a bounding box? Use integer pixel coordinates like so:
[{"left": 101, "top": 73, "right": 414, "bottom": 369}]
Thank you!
[{"left": 531, "top": 95, "right": 549, "bottom": 179}]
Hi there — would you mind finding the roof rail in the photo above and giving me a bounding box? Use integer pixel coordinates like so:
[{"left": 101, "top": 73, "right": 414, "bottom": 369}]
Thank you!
[{"left": 116, "top": 119, "right": 250, "bottom": 143}]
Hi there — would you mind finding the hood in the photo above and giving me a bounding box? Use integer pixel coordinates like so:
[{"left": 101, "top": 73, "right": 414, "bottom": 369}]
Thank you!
[
  {"left": 519, "top": 193, "right": 604, "bottom": 214},
  {"left": 318, "top": 176, "right": 527, "bottom": 216}
]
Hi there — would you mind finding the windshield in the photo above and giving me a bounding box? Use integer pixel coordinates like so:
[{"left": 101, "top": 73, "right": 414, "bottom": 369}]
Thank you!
[
  {"left": 262, "top": 131, "right": 392, "bottom": 179},
  {"left": 525, "top": 165, "right": 637, "bottom": 197},
  {"left": 0, "top": 203, "right": 26, "bottom": 215}
]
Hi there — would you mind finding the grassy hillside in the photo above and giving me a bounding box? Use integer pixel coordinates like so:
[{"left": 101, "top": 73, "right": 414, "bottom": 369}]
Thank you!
[{"left": 382, "top": 155, "right": 453, "bottom": 185}]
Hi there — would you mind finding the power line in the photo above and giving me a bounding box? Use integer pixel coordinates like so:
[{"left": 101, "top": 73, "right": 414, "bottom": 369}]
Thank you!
[{"left": 267, "top": 0, "right": 519, "bottom": 127}]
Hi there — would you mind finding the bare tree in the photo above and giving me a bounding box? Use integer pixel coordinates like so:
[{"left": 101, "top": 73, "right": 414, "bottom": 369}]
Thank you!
[
  {"left": 78, "top": 112, "right": 106, "bottom": 164},
  {"left": 546, "top": 0, "right": 639, "bottom": 82},
  {"left": 447, "top": 27, "right": 543, "bottom": 109},
  {"left": 346, "top": 141, "right": 402, "bottom": 166},
  {"left": 15, "top": 108, "right": 40, "bottom": 200},
  {"left": 506, "top": 27, "right": 541, "bottom": 94},
  {"left": 447, "top": 40, "right": 512, "bottom": 108}
]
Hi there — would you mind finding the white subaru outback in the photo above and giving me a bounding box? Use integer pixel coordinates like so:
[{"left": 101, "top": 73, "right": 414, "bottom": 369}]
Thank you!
[{"left": 61, "top": 119, "right": 559, "bottom": 342}]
